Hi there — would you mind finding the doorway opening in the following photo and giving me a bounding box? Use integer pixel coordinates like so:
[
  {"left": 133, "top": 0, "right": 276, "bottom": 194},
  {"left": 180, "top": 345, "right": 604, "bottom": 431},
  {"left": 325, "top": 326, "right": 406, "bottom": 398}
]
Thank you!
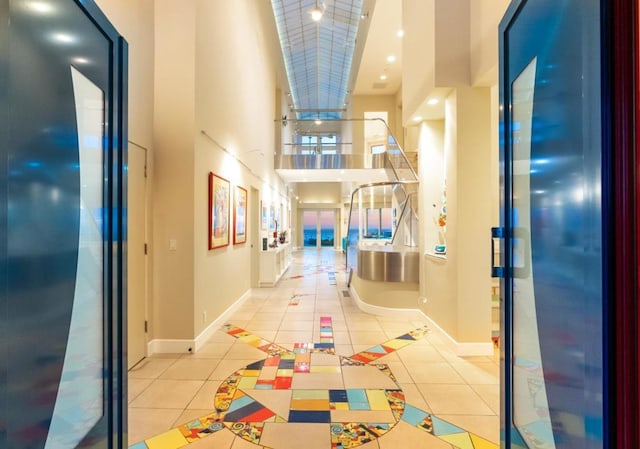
[{"left": 302, "top": 210, "right": 336, "bottom": 248}]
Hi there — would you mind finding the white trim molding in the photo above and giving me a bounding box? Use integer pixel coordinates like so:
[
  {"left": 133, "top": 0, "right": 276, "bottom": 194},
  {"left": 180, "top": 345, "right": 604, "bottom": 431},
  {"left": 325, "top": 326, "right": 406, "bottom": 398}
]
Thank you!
[
  {"left": 147, "top": 289, "right": 253, "bottom": 355},
  {"left": 349, "top": 285, "right": 494, "bottom": 357}
]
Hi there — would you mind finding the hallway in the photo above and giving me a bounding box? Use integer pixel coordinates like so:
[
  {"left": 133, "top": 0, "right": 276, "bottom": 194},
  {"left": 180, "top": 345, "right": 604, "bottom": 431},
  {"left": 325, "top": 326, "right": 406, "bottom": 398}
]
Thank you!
[{"left": 128, "top": 249, "right": 499, "bottom": 449}]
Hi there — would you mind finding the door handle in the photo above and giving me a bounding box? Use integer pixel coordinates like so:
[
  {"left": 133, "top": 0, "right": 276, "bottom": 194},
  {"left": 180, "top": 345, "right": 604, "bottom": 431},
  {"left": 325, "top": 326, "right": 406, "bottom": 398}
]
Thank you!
[{"left": 491, "top": 227, "right": 505, "bottom": 278}]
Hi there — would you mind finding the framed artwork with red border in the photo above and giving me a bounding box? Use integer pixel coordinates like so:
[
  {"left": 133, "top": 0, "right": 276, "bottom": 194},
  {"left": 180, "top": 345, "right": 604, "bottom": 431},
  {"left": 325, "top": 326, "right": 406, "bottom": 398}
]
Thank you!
[
  {"left": 209, "top": 172, "right": 230, "bottom": 249},
  {"left": 233, "top": 185, "right": 248, "bottom": 244}
]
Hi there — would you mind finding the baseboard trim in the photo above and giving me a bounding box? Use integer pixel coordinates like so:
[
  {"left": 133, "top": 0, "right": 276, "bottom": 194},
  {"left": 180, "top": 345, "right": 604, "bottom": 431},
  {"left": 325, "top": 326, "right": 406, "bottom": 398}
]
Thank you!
[
  {"left": 147, "top": 288, "right": 253, "bottom": 355},
  {"left": 349, "top": 285, "right": 494, "bottom": 357},
  {"left": 348, "top": 284, "right": 421, "bottom": 319}
]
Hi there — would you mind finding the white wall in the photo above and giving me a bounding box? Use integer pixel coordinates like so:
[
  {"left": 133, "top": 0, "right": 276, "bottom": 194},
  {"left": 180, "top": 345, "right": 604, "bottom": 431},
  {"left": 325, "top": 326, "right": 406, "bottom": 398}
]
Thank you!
[
  {"left": 100, "top": 0, "right": 290, "bottom": 344},
  {"left": 193, "top": 0, "right": 289, "bottom": 337},
  {"left": 152, "top": 0, "right": 197, "bottom": 340},
  {"left": 470, "top": 0, "right": 511, "bottom": 86},
  {"left": 404, "top": 0, "right": 506, "bottom": 348},
  {"left": 95, "top": 0, "right": 156, "bottom": 340}
]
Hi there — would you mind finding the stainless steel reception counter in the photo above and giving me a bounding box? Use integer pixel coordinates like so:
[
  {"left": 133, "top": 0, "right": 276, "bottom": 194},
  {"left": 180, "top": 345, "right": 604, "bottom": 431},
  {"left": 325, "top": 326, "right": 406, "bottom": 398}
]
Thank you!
[{"left": 356, "top": 242, "right": 420, "bottom": 283}]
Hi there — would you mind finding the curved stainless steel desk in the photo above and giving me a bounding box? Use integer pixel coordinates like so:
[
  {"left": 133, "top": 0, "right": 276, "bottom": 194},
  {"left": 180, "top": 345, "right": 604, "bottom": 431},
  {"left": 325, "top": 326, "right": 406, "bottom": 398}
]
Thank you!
[{"left": 356, "top": 243, "right": 420, "bottom": 283}]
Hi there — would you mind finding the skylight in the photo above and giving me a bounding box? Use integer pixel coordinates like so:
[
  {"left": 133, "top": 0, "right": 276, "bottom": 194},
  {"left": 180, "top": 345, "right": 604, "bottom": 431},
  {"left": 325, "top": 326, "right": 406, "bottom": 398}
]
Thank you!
[{"left": 271, "top": 0, "right": 364, "bottom": 119}]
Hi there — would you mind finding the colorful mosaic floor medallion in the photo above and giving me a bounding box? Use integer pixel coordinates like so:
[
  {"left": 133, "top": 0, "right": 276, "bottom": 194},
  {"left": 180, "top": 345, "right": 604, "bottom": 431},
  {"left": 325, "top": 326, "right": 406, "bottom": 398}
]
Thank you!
[{"left": 130, "top": 313, "right": 498, "bottom": 449}]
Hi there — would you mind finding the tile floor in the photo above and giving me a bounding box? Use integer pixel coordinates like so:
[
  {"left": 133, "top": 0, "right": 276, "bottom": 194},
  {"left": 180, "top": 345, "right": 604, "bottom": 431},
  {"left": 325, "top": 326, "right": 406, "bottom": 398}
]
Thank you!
[{"left": 128, "top": 249, "right": 500, "bottom": 449}]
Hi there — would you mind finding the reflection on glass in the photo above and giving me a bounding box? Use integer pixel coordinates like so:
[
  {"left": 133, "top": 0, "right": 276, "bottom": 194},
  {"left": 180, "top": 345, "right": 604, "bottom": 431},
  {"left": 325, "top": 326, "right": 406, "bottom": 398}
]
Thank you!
[
  {"left": 364, "top": 208, "right": 393, "bottom": 239},
  {"left": 45, "top": 67, "right": 104, "bottom": 449},
  {"left": 511, "top": 57, "right": 557, "bottom": 449},
  {"left": 303, "top": 210, "right": 317, "bottom": 247},
  {"left": 319, "top": 210, "right": 334, "bottom": 247}
]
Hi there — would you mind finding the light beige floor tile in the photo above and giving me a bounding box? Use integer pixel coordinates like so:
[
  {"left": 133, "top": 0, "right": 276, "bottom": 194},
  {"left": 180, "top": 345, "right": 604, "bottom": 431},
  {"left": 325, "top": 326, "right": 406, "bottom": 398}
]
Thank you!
[
  {"left": 224, "top": 342, "right": 269, "bottom": 360},
  {"left": 205, "top": 331, "right": 237, "bottom": 344},
  {"left": 147, "top": 353, "right": 186, "bottom": 359},
  {"left": 333, "top": 344, "right": 354, "bottom": 355},
  {"left": 186, "top": 380, "right": 222, "bottom": 409},
  {"left": 437, "top": 414, "right": 500, "bottom": 444},
  {"left": 172, "top": 409, "right": 212, "bottom": 427},
  {"left": 209, "top": 359, "right": 257, "bottom": 381},
  {"left": 450, "top": 361, "right": 499, "bottom": 384},
  {"left": 129, "top": 379, "right": 204, "bottom": 409},
  {"left": 254, "top": 311, "right": 287, "bottom": 321},
  {"left": 237, "top": 330, "right": 277, "bottom": 342},
  {"left": 179, "top": 429, "right": 235, "bottom": 448},
  {"left": 291, "top": 372, "right": 344, "bottom": 389},
  {"left": 378, "top": 420, "right": 453, "bottom": 449},
  {"left": 404, "top": 362, "right": 465, "bottom": 384},
  {"left": 416, "top": 384, "right": 495, "bottom": 415},
  {"left": 159, "top": 358, "right": 220, "bottom": 380},
  {"left": 330, "top": 331, "right": 351, "bottom": 345},
  {"left": 279, "top": 320, "right": 315, "bottom": 331},
  {"left": 128, "top": 408, "right": 184, "bottom": 445},
  {"left": 243, "top": 389, "right": 292, "bottom": 420},
  {"left": 128, "top": 358, "right": 179, "bottom": 379},
  {"left": 310, "top": 352, "right": 341, "bottom": 366},
  {"left": 471, "top": 384, "right": 500, "bottom": 414},
  {"left": 275, "top": 330, "right": 313, "bottom": 344},
  {"left": 198, "top": 336, "right": 238, "bottom": 357},
  {"left": 283, "top": 312, "right": 315, "bottom": 321},
  {"left": 128, "top": 378, "right": 153, "bottom": 404},
  {"left": 349, "top": 331, "right": 388, "bottom": 345},
  {"left": 246, "top": 320, "right": 283, "bottom": 331},
  {"left": 342, "top": 365, "right": 400, "bottom": 390},
  {"left": 260, "top": 423, "right": 331, "bottom": 449},
  {"left": 382, "top": 361, "right": 413, "bottom": 383},
  {"left": 397, "top": 345, "right": 447, "bottom": 363},
  {"left": 188, "top": 342, "right": 232, "bottom": 358},
  {"left": 347, "top": 320, "right": 384, "bottom": 332},
  {"left": 399, "top": 383, "right": 432, "bottom": 413},
  {"left": 227, "top": 311, "right": 258, "bottom": 321}
]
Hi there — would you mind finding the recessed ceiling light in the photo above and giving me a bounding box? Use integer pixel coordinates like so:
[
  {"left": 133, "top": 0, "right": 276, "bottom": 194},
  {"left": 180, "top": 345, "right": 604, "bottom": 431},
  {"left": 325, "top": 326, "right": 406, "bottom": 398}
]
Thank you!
[
  {"left": 397, "top": 29, "right": 405, "bottom": 38},
  {"left": 386, "top": 55, "right": 396, "bottom": 63},
  {"left": 379, "top": 74, "right": 388, "bottom": 81},
  {"left": 315, "top": 119, "right": 322, "bottom": 125},
  {"left": 72, "top": 57, "right": 90, "bottom": 64},
  {"left": 427, "top": 98, "right": 439, "bottom": 105},
  {"left": 413, "top": 116, "right": 423, "bottom": 122}
]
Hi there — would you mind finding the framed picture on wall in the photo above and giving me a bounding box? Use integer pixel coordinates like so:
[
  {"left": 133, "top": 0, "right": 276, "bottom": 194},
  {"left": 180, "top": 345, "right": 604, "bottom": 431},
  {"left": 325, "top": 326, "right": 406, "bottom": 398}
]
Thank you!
[
  {"left": 234, "top": 185, "right": 247, "bottom": 245},
  {"left": 209, "top": 172, "right": 230, "bottom": 250},
  {"left": 269, "top": 205, "right": 275, "bottom": 232},
  {"left": 261, "top": 202, "right": 268, "bottom": 230}
]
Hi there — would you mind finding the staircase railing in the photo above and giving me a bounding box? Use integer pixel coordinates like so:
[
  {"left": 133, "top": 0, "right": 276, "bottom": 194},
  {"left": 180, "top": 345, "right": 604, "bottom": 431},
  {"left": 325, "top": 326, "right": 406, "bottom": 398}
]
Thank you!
[{"left": 345, "top": 180, "right": 419, "bottom": 273}]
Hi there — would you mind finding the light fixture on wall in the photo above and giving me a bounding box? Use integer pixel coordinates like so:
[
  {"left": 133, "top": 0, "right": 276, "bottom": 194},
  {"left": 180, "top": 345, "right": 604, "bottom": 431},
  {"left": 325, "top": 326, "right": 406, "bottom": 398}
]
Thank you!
[{"left": 310, "top": 0, "right": 325, "bottom": 21}]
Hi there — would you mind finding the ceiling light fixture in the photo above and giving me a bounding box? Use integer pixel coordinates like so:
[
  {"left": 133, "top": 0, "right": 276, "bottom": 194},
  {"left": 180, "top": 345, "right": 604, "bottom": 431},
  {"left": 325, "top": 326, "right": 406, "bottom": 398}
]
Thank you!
[
  {"left": 386, "top": 55, "right": 396, "bottom": 63},
  {"left": 427, "top": 98, "right": 439, "bottom": 105},
  {"left": 310, "top": 1, "right": 324, "bottom": 22},
  {"left": 413, "top": 116, "right": 423, "bottom": 122},
  {"left": 380, "top": 74, "right": 388, "bottom": 81},
  {"left": 397, "top": 29, "right": 405, "bottom": 38}
]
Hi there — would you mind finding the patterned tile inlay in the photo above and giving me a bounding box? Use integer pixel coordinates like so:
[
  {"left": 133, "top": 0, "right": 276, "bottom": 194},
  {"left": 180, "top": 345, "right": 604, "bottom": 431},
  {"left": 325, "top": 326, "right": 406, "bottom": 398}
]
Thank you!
[{"left": 130, "top": 318, "right": 498, "bottom": 449}]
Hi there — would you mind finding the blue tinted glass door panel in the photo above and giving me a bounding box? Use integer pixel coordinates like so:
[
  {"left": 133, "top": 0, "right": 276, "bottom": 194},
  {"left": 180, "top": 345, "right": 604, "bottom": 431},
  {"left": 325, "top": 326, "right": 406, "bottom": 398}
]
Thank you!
[
  {"left": 0, "top": 1, "right": 127, "bottom": 448},
  {"left": 500, "top": 1, "right": 606, "bottom": 448}
]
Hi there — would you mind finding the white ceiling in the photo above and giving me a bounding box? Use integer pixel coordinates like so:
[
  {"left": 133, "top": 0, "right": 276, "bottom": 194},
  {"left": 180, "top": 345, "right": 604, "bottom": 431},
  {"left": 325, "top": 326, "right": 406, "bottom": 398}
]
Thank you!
[{"left": 353, "top": 0, "right": 402, "bottom": 96}]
